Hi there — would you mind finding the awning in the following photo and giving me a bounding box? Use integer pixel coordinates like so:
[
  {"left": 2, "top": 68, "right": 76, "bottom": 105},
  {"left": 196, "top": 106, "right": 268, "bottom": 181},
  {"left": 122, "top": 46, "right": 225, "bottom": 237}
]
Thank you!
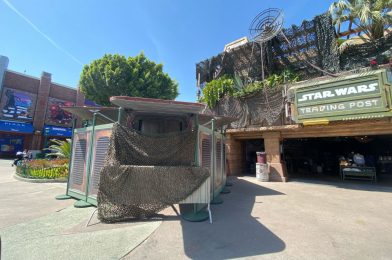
[
  {"left": 63, "top": 100, "right": 237, "bottom": 128},
  {"left": 0, "top": 120, "right": 34, "bottom": 134},
  {"left": 110, "top": 96, "right": 206, "bottom": 115},
  {"left": 62, "top": 106, "right": 119, "bottom": 124},
  {"left": 44, "top": 125, "right": 72, "bottom": 137}
]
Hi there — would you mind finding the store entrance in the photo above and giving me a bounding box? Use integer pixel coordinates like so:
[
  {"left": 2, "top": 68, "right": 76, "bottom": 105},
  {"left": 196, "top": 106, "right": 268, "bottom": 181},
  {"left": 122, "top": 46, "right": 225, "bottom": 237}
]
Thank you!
[
  {"left": 243, "top": 139, "right": 264, "bottom": 175},
  {"left": 283, "top": 135, "right": 392, "bottom": 183},
  {"left": 0, "top": 133, "right": 25, "bottom": 158}
]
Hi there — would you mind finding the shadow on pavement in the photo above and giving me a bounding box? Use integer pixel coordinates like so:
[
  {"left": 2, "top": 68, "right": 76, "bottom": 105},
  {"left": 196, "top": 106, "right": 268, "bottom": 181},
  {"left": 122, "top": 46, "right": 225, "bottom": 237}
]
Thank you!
[{"left": 181, "top": 177, "right": 286, "bottom": 259}]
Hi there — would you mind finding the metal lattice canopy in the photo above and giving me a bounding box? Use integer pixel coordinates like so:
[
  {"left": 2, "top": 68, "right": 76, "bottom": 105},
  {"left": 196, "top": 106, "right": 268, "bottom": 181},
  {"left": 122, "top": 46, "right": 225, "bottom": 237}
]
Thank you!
[{"left": 249, "top": 8, "right": 284, "bottom": 43}]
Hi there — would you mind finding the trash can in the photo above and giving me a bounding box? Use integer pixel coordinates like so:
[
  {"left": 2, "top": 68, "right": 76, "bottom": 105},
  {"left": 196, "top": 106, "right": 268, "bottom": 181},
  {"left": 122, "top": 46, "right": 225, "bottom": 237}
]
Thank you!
[
  {"left": 256, "top": 152, "right": 266, "bottom": 164},
  {"left": 256, "top": 163, "right": 269, "bottom": 182}
]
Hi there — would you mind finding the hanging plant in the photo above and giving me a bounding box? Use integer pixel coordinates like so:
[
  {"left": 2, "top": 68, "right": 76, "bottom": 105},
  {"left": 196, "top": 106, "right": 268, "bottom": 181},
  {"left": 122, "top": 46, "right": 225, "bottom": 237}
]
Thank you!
[
  {"left": 201, "top": 76, "right": 234, "bottom": 108},
  {"left": 234, "top": 69, "right": 300, "bottom": 97}
]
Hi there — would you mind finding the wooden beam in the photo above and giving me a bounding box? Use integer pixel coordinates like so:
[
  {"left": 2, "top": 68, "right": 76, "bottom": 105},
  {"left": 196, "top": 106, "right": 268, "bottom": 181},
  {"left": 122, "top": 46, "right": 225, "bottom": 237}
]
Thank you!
[
  {"left": 338, "top": 27, "right": 363, "bottom": 38},
  {"left": 228, "top": 119, "right": 392, "bottom": 140}
]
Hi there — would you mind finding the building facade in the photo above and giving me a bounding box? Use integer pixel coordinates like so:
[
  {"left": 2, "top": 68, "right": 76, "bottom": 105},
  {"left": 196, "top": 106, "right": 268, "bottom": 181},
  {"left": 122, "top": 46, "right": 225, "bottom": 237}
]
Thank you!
[
  {"left": 196, "top": 13, "right": 392, "bottom": 183},
  {"left": 224, "top": 69, "right": 392, "bottom": 182},
  {"left": 0, "top": 55, "right": 85, "bottom": 157}
]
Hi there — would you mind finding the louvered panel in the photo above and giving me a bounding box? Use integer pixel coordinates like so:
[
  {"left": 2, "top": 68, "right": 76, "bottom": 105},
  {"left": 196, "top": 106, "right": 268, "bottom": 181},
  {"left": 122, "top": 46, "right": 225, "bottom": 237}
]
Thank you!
[
  {"left": 201, "top": 135, "right": 211, "bottom": 169},
  {"left": 88, "top": 135, "right": 110, "bottom": 198},
  {"left": 222, "top": 142, "right": 227, "bottom": 184},
  {"left": 69, "top": 134, "right": 88, "bottom": 194},
  {"left": 180, "top": 177, "right": 211, "bottom": 204},
  {"left": 215, "top": 139, "right": 222, "bottom": 191}
]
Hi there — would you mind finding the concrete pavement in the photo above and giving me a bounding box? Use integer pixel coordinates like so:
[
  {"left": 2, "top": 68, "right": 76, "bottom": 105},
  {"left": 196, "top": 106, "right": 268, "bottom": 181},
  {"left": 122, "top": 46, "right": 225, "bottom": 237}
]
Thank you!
[
  {"left": 0, "top": 159, "right": 161, "bottom": 259},
  {"left": 0, "top": 159, "right": 74, "bottom": 229},
  {"left": 2, "top": 158, "right": 392, "bottom": 259},
  {"left": 127, "top": 177, "right": 392, "bottom": 260}
]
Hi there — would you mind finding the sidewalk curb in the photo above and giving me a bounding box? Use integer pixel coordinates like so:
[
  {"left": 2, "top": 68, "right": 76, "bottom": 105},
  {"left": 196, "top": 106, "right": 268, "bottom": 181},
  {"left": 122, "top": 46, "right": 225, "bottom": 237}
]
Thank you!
[{"left": 13, "top": 173, "right": 67, "bottom": 183}]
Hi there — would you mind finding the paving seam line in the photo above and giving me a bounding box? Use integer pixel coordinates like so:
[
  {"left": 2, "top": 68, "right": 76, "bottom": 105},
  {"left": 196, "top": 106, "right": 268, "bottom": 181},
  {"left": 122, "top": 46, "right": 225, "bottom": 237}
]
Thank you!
[
  {"left": 1, "top": 221, "right": 162, "bottom": 243},
  {"left": 119, "top": 220, "right": 163, "bottom": 259}
]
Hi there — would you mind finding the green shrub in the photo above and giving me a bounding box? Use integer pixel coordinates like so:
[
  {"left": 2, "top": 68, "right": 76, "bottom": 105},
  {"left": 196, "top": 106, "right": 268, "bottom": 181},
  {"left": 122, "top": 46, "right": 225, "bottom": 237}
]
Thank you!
[
  {"left": 35, "top": 153, "right": 45, "bottom": 159},
  {"left": 200, "top": 70, "right": 300, "bottom": 107},
  {"left": 27, "top": 165, "right": 68, "bottom": 179},
  {"left": 16, "top": 159, "right": 69, "bottom": 179},
  {"left": 234, "top": 69, "right": 299, "bottom": 97},
  {"left": 202, "top": 76, "right": 234, "bottom": 108}
]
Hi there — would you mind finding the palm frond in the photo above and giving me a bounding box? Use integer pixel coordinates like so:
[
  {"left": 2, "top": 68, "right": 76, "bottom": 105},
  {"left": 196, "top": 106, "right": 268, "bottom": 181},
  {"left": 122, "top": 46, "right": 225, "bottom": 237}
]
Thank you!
[{"left": 44, "top": 139, "right": 72, "bottom": 159}]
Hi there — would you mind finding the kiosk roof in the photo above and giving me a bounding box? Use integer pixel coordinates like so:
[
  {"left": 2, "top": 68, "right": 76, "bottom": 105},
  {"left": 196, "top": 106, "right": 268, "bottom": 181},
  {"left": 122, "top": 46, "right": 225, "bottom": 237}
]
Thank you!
[{"left": 110, "top": 96, "right": 205, "bottom": 115}]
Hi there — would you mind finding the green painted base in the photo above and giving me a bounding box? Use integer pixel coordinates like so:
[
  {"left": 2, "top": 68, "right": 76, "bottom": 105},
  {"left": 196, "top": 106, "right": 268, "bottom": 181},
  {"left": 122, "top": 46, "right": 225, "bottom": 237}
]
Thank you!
[
  {"left": 74, "top": 200, "right": 93, "bottom": 208},
  {"left": 225, "top": 182, "right": 233, "bottom": 187},
  {"left": 181, "top": 209, "right": 209, "bottom": 222},
  {"left": 211, "top": 196, "right": 223, "bottom": 205},
  {"left": 220, "top": 187, "right": 231, "bottom": 194},
  {"left": 55, "top": 194, "right": 72, "bottom": 200}
]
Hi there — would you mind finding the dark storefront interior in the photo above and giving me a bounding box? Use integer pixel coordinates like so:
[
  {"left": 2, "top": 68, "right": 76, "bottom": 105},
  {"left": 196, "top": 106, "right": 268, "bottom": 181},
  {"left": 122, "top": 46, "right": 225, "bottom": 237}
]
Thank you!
[
  {"left": 244, "top": 139, "right": 264, "bottom": 175},
  {"left": 283, "top": 135, "right": 392, "bottom": 183}
]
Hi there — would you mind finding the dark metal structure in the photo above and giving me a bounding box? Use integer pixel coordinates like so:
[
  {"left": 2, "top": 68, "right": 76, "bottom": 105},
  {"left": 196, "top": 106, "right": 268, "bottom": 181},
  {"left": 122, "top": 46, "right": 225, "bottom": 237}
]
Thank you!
[
  {"left": 196, "top": 13, "right": 339, "bottom": 85},
  {"left": 248, "top": 8, "right": 284, "bottom": 80}
]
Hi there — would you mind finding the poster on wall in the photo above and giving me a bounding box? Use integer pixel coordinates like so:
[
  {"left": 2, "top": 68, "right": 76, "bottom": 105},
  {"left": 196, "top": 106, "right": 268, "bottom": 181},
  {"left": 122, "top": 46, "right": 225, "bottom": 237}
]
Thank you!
[
  {"left": 0, "top": 88, "right": 36, "bottom": 121},
  {"left": 46, "top": 97, "right": 74, "bottom": 126}
]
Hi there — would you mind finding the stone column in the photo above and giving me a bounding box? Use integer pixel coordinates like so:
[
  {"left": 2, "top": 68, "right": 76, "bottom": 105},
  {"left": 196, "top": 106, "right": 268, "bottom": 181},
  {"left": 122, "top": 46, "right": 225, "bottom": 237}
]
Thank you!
[
  {"left": 225, "top": 134, "right": 244, "bottom": 176},
  {"left": 31, "top": 72, "right": 51, "bottom": 150},
  {"left": 263, "top": 132, "right": 287, "bottom": 182}
]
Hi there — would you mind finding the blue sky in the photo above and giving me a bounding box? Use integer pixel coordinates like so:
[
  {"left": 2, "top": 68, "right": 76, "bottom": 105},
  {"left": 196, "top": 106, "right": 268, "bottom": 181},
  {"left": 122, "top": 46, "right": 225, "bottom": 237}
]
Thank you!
[{"left": 0, "top": 0, "right": 333, "bottom": 102}]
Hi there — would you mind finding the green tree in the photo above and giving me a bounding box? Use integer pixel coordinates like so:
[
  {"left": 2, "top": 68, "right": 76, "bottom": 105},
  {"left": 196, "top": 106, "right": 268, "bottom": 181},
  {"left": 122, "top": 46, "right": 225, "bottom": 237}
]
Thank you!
[
  {"left": 45, "top": 139, "right": 71, "bottom": 159},
  {"left": 79, "top": 53, "right": 179, "bottom": 106},
  {"left": 329, "top": 0, "right": 392, "bottom": 41}
]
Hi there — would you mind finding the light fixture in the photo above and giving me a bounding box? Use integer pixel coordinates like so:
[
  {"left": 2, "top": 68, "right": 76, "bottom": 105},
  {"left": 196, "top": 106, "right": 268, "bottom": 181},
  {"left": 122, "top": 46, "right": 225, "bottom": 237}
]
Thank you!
[
  {"left": 302, "top": 119, "right": 329, "bottom": 126},
  {"left": 354, "top": 136, "right": 373, "bottom": 143}
]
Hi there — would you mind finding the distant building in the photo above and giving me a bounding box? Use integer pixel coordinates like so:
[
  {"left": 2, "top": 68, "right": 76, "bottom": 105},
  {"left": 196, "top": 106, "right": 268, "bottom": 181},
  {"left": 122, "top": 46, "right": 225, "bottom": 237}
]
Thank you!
[
  {"left": 0, "top": 55, "right": 86, "bottom": 157},
  {"left": 223, "top": 37, "right": 248, "bottom": 52}
]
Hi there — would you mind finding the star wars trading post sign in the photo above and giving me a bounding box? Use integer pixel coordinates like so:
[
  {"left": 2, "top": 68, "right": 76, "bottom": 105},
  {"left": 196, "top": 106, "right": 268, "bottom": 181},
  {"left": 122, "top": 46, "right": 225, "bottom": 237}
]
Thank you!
[{"left": 291, "top": 69, "right": 392, "bottom": 125}]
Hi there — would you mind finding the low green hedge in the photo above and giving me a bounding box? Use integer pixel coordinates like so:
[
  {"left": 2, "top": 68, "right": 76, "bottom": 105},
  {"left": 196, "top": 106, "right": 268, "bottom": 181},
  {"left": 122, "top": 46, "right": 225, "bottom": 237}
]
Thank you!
[{"left": 16, "top": 160, "right": 69, "bottom": 180}]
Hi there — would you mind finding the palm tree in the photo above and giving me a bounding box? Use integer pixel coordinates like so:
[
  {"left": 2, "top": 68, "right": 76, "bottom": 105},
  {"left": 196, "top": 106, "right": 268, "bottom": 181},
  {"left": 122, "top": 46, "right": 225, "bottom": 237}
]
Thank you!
[
  {"left": 45, "top": 139, "right": 72, "bottom": 159},
  {"left": 329, "top": 0, "right": 392, "bottom": 41}
]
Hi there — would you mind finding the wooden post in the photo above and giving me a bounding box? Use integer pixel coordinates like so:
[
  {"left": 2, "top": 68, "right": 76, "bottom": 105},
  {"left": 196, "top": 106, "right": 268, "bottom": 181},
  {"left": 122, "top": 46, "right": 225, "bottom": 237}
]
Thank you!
[
  {"left": 225, "top": 134, "right": 244, "bottom": 176},
  {"left": 263, "top": 132, "right": 287, "bottom": 182}
]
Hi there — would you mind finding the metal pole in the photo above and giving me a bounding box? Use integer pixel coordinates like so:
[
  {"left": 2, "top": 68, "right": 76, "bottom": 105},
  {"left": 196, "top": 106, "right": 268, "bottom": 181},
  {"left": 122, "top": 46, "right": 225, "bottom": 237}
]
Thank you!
[
  {"left": 56, "top": 117, "right": 76, "bottom": 200},
  {"left": 211, "top": 118, "right": 216, "bottom": 197},
  {"left": 193, "top": 114, "right": 199, "bottom": 214},
  {"left": 84, "top": 112, "right": 96, "bottom": 204},
  {"left": 117, "top": 107, "right": 123, "bottom": 123},
  {"left": 194, "top": 114, "right": 199, "bottom": 166},
  {"left": 66, "top": 118, "right": 76, "bottom": 193}
]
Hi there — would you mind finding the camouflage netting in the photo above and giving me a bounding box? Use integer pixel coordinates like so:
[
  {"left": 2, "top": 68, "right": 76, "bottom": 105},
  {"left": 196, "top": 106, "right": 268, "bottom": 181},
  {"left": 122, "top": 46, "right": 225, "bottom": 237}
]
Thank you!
[
  {"left": 196, "top": 13, "right": 339, "bottom": 127},
  {"left": 215, "top": 86, "right": 285, "bottom": 127},
  {"left": 97, "top": 123, "right": 210, "bottom": 223},
  {"left": 197, "top": 11, "right": 392, "bottom": 129},
  {"left": 340, "top": 33, "right": 392, "bottom": 70},
  {"left": 196, "top": 13, "right": 339, "bottom": 84}
]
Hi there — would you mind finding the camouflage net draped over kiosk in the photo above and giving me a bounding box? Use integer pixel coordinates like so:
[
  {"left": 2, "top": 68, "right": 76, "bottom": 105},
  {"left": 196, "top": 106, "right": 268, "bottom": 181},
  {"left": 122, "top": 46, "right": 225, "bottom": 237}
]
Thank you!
[{"left": 97, "top": 123, "right": 210, "bottom": 223}]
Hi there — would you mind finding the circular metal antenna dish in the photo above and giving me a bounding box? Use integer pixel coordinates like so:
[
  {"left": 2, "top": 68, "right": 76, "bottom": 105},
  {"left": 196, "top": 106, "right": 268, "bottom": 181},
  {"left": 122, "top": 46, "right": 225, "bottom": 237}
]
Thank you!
[{"left": 249, "top": 8, "right": 284, "bottom": 43}]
